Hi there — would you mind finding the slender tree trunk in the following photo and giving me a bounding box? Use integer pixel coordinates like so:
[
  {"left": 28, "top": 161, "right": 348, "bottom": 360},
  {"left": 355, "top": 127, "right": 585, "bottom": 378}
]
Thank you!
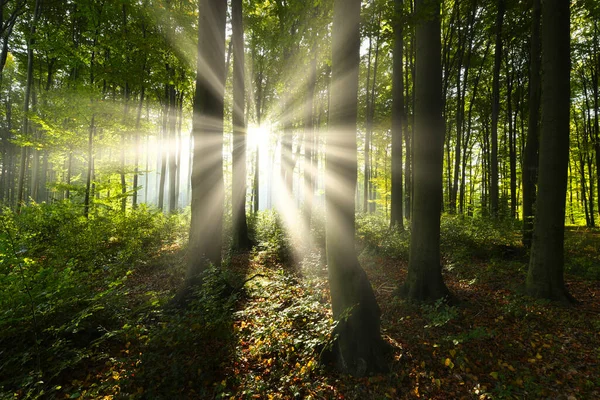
[
  {"left": 368, "top": 20, "right": 381, "bottom": 214},
  {"left": 522, "top": 0, "right": 541, "bottom": 246},
  {"left": 363, "top": 28, "right": 373, "bottom": 214},
  {"left": 168, "top": 85, "right": 177, "bottom": 213},
  {"left": 506, "top": 67, "right": 516, "bottom": 218},
  {"left": 83, "top": 115, "right": 95, "bottom": 218},
  {"left": 490, "top": 0, "right": 505, "bottom": 218},
  {"left": 303, "top": 50, "right": 317, "bottom": 224},
  {"left": 390, "top": 0, "right": 404, "bottom": 229},
  {"left": 526, "top": 0, "right": 573, "bottom": 302},
  {"left": 592, "top": 23, "right": 600, "bottom": 222},
  {"left": 121, "top": 82, "right": 129, "bottom": 213},
  {"left": 132, "top": 85, "right": 145, "bottom": 209},
  {"left": 404, "top": 19, "right": 414, "bottom": 221},
  {"left": 16, "top": 0, "right": 41, "bottom": 212},
  {"left": 399, "top": 0, "right": 450, "bottom": 301},
  {"left": 158, "top": 87, "right": 168, "bottom": 211},
  {"left": 326, "top": 0, "right": 389, "bottom": 375}
]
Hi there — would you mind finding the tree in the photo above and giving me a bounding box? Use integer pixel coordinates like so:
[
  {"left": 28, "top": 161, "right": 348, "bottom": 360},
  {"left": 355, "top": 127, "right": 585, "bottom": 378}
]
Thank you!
[
  {"left": 231, "top": 0, "right": 250, "bottom": 250},
  {"left": 16, "top": 0, "right": 41, "bottom": 212},
  {"left": 186, "top": 0, "right": 226, "bottom": 283},
  {"left": 325, "top": 0, "right": 389, "bottom": 375},
  {"left": 522, "top": 0, "right": 541, "bottom": 246},
  {"left": 398, "top": 0, "right": 450, "bottom": 301},
  {"left": 390, "top": 0, "right": 404, "bottom": 229},
  {"left": 526, "top": 0, "right": 573, "bottom": 302},
  {"left": 490, "top": 0, "right": 505, "bottom": 217}
]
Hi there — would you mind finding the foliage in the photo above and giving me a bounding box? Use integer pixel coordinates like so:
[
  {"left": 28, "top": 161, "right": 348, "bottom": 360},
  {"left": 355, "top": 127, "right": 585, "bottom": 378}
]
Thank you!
[
  {"left": 0, "top": 202, "right": 186, "bottom": 399},
  {"left": 248, "top": 210, "right": 291, "bottom": 264},
  {"left": 356, "top": 213, "right": 410, "bottom": 258},
  {"left": 126, "top": 265, "right": 240, "bottom": 399},
  {"left": 564, "top": 227, "right": 600, "bottom": 280},
  {"left": 439, "top": 215, "right": 523, "bottom": 263},
  {"left": 421, "top": 297, "right": 459, "bottom": 329},
  {"left": 218, "top": 266, "right": 337, "bottom": 399}
]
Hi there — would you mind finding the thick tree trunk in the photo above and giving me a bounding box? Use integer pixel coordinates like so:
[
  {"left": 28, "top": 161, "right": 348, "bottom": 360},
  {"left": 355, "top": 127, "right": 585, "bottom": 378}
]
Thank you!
[
  {"left": 522, "top": 0, "right": 541, "bottom": 246},
  {"left": 526, "top": 0, "right": 573, "bottom": 302},
  {"left": 232, "top": 0, "right": 251, "bottom": 250},
  {"left": 390, "top": 0, "right": 404, "bottom": 229},
  {"left": 186, "top": 0, "right": 226, "bottom": 282},
  {"left": 325, "top": 0, "right": 389, "bottom": 375},
  {"left": 399, "top": 0, "right": 450, "bottom": 302}
]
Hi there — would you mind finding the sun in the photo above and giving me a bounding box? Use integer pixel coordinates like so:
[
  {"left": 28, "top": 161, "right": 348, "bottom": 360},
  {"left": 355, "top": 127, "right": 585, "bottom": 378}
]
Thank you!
[{"left": 247, "top": 123, "right": 270, "bottom": 153}]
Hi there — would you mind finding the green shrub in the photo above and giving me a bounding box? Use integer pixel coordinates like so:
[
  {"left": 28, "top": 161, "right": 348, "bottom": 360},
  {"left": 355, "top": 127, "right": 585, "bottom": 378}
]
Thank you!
[
  {"left": 356, "top": 214, "right": 410, "bottom": 259},
  {"left": 0, "top": 201, "right": 187, "bottom": 398},
  {"left": 248, "top": 210, "right": 291, "bottom": 263}
]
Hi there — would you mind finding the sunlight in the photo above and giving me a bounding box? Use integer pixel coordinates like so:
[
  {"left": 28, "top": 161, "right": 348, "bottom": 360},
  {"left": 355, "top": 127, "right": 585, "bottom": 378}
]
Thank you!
[{"left": 247, "top": 123, "right": 270, "bottom": 155}]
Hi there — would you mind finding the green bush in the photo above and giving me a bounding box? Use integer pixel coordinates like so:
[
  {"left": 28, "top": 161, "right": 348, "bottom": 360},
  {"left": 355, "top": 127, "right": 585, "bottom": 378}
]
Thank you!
[
  {"left": 0, "top": 201, "right": 186, "bottom": 398},
  {"left": 356, "top": 214, "right": 410, "bottom": 259},
  {"left": 248, "top": 210, "right": 291, "bottom": 263},
  {"left": 440, "top": 215, "right": 522, "bottom": 263}
]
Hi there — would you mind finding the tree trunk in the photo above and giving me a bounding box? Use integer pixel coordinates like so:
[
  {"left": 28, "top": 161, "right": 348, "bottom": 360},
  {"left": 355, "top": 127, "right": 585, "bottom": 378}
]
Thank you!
[
  {"left": 592, "top": 23, "right": 600, "bottom": 223},
  {"left": 325, "top": 0, "right": 389, "bottom": 376},
  {"left": 522, "top": 0, "right": 541, "bottom": 246},
  {"left": 83, "top": 115, "right": 95, "bottom": 218},
  {"left": 390, "top": 0, "right": 404, "bottom": 229},
  {"left": 168, "top": 84, "right": 177, "bottom": 213},
  {"left": 158, "top": 87, "right": 168, "bottom": 211},
  {"left": 232, "top": 0, "right": 251, "bottom": 250},
  {"left": 490, "top": 0, "right": 505, "bottom": 218},
  {"left": 399, "top": 0, "right": 450, "bottom": 302},
  {"left": 186, "top": 0, "right": 226, "bottom": 282},
  {"left": 303, "top": 50, "right": 317, "bottom": 225},
  {"left": 16, "top": 0, "right": 41, "bottom": 212},
  {"left": 132, "top": 85, "right": 145, "bottom": 210},
  {"left": 121, "top": 82, "right": 129, "bottom": 214},
  {"left": 404, "top": 19, "right": 414, "bottom": 221},
  {"left": 526, "top": 0, "right": 573, "bottom": 302}
]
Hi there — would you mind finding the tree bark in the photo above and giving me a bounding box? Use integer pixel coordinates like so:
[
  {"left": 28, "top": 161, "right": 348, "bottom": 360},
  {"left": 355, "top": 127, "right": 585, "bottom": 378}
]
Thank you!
[
  {"left": 232, "top": 0, "right": 251, "bottom": 250},
  {"left": 526, "top": 0, "right": 573, "bottom": 302},
  {"left": 325, "top": 0, "right": 389, "bottom": 375},
  {"left": 158, "top": 86, "right": 168, "bottom": 211},
  {"left": 132, "top": 85, "right": 145, "bottom": 209},
  {"left": 168, "top": 84, "right": 177, "bottom": 213},
  {"left": 303, "top": 51, "right": 317, "bottom": 225},
  {"left": 186, "top": 0, "right": 226, "bottom": 282},
  {"left": 398, "top": 0, "right": 450, "bottom": 302},
  {"left": 390, "top": 0, "right": 404, "bottom": 229},
  {"left": 522, "top": 0, "right": 541, "bottom": 246},
  {"left": 490, "top": 0, "right": 505, "bottom": 218},
  {"left": 16, "top": 0, "right": 41, "bottom": 212}
]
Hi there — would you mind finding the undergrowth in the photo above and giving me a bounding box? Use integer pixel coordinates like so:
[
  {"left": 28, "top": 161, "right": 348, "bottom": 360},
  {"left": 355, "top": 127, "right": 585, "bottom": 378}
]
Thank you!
[{"left": 0, "top": 201, "right": 187, "bottom": 399}]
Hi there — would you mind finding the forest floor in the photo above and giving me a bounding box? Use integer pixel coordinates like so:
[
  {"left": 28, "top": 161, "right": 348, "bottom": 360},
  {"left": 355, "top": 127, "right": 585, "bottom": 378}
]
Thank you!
[{"left": 3, "top": 210, "right": 600, "bottom": 399}]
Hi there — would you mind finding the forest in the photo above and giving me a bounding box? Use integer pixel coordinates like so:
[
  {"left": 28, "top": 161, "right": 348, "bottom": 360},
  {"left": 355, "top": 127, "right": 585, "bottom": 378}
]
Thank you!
[{"left": 0, "top": 0, "right": 599, "bottom": 398}]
